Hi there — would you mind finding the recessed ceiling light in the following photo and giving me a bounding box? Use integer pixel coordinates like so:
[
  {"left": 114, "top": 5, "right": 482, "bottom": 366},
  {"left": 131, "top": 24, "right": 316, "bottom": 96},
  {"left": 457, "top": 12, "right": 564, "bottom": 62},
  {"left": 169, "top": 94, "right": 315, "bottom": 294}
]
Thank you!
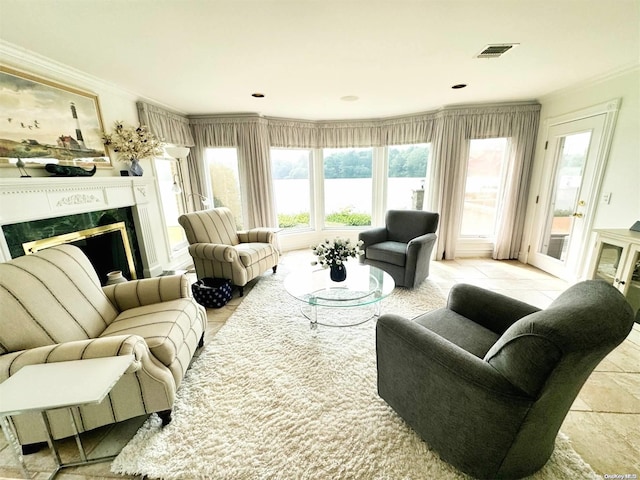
[
  {"left": 251, "top": 93, "right": 265, "bottom": 98},
  {"left": 341, "top": 95, "right": 359, "bottom": 102},
  {"left": 451, "top": 84, "right": 467, "bottom": 89}
]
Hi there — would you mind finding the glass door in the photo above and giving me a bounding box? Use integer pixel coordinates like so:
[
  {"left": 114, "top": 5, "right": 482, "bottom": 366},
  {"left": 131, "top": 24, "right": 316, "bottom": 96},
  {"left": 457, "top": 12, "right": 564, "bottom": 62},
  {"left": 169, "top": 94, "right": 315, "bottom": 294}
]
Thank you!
[
  {"left": 528, "top": 114, "right": 606, "bottom": 281},
  {"left": 539, "top": 132, "right": 591, "bottom": 262}
]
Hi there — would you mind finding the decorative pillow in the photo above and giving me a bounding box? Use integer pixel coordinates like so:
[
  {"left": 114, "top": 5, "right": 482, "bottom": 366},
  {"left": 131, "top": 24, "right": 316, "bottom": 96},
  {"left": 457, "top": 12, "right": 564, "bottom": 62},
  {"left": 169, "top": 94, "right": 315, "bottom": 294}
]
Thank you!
[{"left": 191, "top": 278, "right": 232, "bottom": 308}]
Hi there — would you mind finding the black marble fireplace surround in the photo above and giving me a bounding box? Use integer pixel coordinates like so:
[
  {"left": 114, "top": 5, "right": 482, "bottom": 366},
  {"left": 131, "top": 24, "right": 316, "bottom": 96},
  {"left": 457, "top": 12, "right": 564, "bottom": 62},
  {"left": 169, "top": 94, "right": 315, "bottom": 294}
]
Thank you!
[{"left": 3, "top": 207, "right": 144, "bottom": 284}]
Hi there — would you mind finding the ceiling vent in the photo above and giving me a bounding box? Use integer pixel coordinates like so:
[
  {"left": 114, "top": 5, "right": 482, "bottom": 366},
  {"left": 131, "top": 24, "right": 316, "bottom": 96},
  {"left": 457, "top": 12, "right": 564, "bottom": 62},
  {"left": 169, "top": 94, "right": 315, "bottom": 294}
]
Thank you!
[{"left": 476, "top": 43, "right": 519, "bottom": 59}]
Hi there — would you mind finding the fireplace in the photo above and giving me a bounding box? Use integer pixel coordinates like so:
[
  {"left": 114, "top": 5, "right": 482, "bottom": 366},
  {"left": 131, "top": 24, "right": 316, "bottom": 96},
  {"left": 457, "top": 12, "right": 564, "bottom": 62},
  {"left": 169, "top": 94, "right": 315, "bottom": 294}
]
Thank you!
[
  {"left": 5, "top": 208, "right": 142, "bottom": 284},
  {"left": 0, "top": 176, "right": 165, "bottom": 278}
]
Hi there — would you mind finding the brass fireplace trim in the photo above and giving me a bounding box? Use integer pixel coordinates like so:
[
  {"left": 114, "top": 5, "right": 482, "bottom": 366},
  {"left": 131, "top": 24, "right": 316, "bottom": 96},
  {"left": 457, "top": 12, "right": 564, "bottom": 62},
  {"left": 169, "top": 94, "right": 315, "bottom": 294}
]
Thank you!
[{"left": 22, "top": 221, "right": 137, "bottom": 279}]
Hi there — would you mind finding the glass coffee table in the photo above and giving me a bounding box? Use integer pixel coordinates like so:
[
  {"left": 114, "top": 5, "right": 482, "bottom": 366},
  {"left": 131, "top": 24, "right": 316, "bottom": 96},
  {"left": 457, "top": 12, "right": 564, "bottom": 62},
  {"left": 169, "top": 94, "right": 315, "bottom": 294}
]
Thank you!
[{"left": 284, "top": 264, "right": 395, "bottom": 329}]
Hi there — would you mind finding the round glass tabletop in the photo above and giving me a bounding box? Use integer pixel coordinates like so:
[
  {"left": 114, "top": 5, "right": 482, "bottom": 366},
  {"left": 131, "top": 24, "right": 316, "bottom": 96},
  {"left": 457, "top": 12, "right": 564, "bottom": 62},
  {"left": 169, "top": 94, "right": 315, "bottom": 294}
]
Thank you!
[{"left": 284, "top": 263, "right": 395, "bottom": 309}]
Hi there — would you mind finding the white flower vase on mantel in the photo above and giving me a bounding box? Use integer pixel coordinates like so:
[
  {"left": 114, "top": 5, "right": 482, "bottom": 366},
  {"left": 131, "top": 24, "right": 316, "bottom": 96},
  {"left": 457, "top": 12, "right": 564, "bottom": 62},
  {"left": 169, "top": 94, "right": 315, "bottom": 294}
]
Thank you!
[{"left": 129, "top": 158, "right": 144, "bottom": 176}]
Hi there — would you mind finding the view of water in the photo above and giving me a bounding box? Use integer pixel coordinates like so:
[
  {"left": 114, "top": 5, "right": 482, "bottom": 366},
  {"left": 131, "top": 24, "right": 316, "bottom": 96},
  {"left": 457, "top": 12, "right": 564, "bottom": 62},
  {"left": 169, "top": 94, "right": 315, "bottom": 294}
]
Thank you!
[{"left": 273, "top": 177, "right": 426, "bottom": 215}]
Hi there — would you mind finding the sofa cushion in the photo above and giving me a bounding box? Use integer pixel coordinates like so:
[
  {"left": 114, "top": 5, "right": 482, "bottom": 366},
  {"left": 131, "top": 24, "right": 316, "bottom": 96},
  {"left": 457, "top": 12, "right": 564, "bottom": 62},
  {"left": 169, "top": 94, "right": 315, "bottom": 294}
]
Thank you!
[
  {"left": 236, "top": 242, "right": 278, "bottom": 267},
  {"left": 366, "top": 241, "right": 406, "bottom": 267},
  {"left": 0, "top": 245, "right": 118, "bottom": 353},
  {"left": 99, "top": 298, "right": 201, "bottom": 368}
]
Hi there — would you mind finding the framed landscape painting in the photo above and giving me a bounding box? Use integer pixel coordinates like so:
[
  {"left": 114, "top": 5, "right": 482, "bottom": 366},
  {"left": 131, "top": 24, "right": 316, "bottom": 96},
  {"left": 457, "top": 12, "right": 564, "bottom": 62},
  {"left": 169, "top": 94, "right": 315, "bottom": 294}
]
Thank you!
[{"left": 0, "top": 66, "right": 112, "bottom": 168}]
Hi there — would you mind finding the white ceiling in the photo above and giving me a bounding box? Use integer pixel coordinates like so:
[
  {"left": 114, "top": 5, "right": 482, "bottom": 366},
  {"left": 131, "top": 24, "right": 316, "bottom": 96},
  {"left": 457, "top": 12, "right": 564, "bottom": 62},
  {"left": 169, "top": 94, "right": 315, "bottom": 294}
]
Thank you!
[{"left": 1, "top": 0, "right": 638, "bottom": 120}]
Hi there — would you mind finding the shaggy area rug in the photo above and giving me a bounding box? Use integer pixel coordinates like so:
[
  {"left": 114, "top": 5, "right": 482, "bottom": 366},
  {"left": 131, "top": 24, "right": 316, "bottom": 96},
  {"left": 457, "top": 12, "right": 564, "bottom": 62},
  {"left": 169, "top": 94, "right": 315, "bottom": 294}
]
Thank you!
[{"left": 112, "top": 268, "right": 598, "bottom": 479}]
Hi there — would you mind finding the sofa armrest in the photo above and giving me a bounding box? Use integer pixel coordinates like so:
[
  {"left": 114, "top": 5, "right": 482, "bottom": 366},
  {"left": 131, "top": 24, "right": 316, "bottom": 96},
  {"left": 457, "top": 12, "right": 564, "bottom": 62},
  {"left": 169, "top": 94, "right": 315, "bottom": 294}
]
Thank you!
[
  {"left": 0, "top": 334, "right": 149, "bottom": 382},
  {"left": 188, "top": 243, "right": 238, "bottom": 263},
  {"left": 238, "top": 229, "right": 276, "bottom": 244},
  {"left": 447, "top": 284, "right": 540, "bottom": 334},
  {"left": 103, "top": 274, "right": 190, "bottom": 311}
]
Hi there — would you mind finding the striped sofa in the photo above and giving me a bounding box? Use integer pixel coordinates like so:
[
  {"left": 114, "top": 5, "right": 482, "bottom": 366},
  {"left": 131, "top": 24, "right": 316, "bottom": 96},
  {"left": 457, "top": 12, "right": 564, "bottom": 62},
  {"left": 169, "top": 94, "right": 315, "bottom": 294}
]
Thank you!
[
  {"left": 179, "top": 207, "right": 279, "bottom": 295},
  {"left": 0, "top": 244, "right": 207, "bottom": 447}
]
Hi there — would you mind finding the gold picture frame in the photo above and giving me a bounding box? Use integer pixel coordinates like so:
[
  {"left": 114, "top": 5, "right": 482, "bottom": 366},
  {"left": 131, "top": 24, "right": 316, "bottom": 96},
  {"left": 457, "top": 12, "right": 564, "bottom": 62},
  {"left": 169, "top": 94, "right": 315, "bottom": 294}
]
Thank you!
[{"left": 0, "top": 65, "right": 112, "bottom": 168}]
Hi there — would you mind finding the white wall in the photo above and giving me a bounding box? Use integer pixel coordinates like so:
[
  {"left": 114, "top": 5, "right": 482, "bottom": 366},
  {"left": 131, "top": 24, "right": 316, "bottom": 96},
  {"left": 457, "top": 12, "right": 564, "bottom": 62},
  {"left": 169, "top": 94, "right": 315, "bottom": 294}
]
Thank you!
[{"left": 522, "top": 67, "right": 640, "bottom": 262}]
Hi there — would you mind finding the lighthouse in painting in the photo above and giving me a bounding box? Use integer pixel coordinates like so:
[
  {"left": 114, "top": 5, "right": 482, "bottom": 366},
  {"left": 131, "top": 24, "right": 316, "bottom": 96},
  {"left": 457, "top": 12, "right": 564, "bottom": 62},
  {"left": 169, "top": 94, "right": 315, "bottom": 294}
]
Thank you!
[{"left": 70, "top": 102, "right": 87, "bottom": 150}]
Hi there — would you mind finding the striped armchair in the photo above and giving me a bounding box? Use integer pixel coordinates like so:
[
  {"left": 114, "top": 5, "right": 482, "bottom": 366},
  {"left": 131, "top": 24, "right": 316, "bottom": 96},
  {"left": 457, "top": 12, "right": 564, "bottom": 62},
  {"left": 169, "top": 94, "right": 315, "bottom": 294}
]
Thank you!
[
  {"left": 178, "top": 207, "right": 279, "bottom": 296},
  {"left": 0, "top": 244, "right": 207, "bottom": 447}
]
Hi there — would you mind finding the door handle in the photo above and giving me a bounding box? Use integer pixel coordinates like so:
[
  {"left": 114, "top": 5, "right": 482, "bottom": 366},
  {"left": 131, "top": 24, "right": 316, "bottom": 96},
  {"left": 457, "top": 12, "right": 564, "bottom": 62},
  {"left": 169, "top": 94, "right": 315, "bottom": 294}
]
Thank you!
[{"left": 572, "top": 212, "right": 584, "bottom": 218}]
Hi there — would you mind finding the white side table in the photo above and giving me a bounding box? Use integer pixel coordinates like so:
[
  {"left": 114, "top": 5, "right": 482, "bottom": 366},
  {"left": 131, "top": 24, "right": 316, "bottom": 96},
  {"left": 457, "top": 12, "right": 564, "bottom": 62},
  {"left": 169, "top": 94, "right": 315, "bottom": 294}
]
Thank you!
[{"left": 0, "top": 355, "right": 135, "bottom": 480}]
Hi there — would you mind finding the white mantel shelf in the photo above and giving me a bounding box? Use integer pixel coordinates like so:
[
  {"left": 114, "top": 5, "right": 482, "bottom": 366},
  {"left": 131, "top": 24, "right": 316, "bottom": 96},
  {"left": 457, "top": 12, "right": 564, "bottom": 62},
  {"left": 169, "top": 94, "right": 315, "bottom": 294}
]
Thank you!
[
  {"left": 0, "top": 176, "right": 163, "bottom": 277},
  {"left": 0, "top": 176, "right": 150, "bottom": 225}
]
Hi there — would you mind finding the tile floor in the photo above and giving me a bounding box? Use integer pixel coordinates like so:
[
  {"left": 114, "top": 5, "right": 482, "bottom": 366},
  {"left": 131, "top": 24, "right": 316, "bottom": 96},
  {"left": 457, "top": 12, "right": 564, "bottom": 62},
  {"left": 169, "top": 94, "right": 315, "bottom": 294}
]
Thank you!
[{"left": 0, "top": 252, "right": 638, "bottom": 479}]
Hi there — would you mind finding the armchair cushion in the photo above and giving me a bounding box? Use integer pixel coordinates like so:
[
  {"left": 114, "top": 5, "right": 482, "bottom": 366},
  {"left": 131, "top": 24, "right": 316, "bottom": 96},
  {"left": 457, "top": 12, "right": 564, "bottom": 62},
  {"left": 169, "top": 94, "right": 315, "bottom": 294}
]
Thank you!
[
  {"left": 414, "top": 309, "right": 500, "bottom": 358},
  {"left": 366, "top": 241, "right": 406, "bottom": 267},
  {"left": 236, "top": 242, "right": 279, "bottom": 267},
  {"left": 100, "top": 298, "right": 203, "bottom": 385}
]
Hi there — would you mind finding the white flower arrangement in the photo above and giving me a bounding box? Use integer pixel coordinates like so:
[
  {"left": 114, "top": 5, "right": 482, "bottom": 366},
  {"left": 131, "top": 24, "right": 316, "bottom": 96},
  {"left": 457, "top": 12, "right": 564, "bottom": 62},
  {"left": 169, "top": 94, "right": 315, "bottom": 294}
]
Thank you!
[
  {"left": 102, "top": 122, "right": 164, "bottom": 161},
  {"left": 311, "top": 237, "right": 364, "bottom": 268}
]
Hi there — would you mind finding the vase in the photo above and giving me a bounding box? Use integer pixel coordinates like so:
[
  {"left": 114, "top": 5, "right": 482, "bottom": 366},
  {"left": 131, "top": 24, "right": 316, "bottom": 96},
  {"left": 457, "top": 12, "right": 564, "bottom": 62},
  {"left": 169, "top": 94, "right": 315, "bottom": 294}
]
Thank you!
[
  {"left": 129, "top": 159, "right": 144, "bottom": 176},
  {"left": 330, "top": 264, "right": 347, "bottom": 282},
  {"left": 106, "top": 270, "right": 128, "bottom": 285}
]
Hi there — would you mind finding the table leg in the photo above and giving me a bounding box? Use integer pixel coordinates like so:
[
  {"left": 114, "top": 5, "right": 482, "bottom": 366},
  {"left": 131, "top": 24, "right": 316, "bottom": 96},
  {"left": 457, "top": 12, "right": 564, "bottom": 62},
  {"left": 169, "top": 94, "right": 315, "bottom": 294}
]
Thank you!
[
  {"left": 69, "top": 407, "right": 87, "bottom": 462},
  {"left": 0, "top": 415, "right": 31, "bottom": 479},
  {"left": 309, "top": 296, "right": 318, "bottom": 333}
]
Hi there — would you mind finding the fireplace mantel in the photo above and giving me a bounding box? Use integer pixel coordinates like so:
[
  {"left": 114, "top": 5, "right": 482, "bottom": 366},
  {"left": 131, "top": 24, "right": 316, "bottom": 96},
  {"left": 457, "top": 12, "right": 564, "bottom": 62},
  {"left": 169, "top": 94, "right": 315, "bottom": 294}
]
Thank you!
[{"left": 0, "top": 176, "right": 164, "bottom": 277}]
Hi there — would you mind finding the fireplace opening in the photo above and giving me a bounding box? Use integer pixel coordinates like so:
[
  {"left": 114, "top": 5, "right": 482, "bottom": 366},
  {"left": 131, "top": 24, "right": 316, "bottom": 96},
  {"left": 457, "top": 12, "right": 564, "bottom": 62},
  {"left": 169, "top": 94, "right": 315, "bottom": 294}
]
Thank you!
[
  {"left": 23, "top": 222, "right": 137, "bottom": 284},
  {"left": 2, "top": 207, "right": 143, "bottom": 285}
]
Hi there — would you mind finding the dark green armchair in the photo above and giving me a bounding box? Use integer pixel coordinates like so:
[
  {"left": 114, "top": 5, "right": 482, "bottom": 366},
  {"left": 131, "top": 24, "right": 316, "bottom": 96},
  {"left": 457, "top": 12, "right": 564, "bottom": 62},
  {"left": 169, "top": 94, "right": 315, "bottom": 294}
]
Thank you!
[{"left": 376, "top": 280, "right": 634, "bottom": 479}]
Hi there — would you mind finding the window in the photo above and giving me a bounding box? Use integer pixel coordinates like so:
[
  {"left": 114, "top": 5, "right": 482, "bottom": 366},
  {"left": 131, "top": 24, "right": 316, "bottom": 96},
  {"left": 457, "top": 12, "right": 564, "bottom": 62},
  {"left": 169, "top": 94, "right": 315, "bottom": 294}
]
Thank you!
[
  {"left": 459, "top": 138, "right": 508, "bottom": 238},
  {"left": 323, "top": 147, "right": 373, "bottom": 227},
  {"left": 154, "top": 158, "right": 187, "bottom": 253},
  {"left": 387, "top": 143, "right": 430, "bottom": 210},
  {"left": 271, "top": 148, "right": 312, "bottom": 230},
  {"left": 205, "top": 147, "right": 244, "bottom": 229}
]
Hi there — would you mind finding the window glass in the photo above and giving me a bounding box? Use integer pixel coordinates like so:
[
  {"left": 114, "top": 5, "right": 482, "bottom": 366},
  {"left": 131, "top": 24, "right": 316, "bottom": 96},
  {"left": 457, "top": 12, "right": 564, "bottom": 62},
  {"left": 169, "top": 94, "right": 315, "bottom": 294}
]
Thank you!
[
  {"left": 460, "top": 138, "right": 508, "bottom": 237},
  {"left": 271, "top": 148, "right": 312, "bottom": 229},
  {"left": 205, "top": 147, "right": 243, "bottom": 229},
  {"left": 154, "top": 158, "right": 187, "bottom": 252},
  {"left": 387, "top": 143, "right": 430, "bottom": 210},
  {"left": 323, "top": 147, "right": 372, "bottom": 227}
]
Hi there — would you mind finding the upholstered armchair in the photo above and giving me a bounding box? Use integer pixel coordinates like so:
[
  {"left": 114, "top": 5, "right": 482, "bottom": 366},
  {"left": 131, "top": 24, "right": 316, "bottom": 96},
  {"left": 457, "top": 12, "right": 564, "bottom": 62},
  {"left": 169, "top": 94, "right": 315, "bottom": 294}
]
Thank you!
[
  {"left": 358, "top": 210, "right": 439, "bottom": 288},
  {"left": 178, "top": 207, "right": 279, "bottom": 296},
  {"left": 376, "top": 281, "right": 634, "bottom": 479},
  {"left": 0, "top": 244, "right": 207, "bottom": 448}
]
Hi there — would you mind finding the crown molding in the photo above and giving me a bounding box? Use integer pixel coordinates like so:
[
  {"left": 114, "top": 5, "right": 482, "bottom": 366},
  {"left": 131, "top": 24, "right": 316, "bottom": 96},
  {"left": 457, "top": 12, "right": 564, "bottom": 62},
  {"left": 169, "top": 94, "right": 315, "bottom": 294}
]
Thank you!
[{"left": 540, "top": 63, "right": 640, "bottom": 102}]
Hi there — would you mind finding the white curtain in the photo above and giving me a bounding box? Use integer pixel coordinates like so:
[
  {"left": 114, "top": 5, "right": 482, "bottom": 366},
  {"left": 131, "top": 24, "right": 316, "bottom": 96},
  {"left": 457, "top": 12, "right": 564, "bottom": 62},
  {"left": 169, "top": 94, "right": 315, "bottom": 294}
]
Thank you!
[
  {"left": 187, "top": 103, "right": 540, "bottom": 257},
  {"left": 190, "top": 116, "right": 277, "bottom": 228}
]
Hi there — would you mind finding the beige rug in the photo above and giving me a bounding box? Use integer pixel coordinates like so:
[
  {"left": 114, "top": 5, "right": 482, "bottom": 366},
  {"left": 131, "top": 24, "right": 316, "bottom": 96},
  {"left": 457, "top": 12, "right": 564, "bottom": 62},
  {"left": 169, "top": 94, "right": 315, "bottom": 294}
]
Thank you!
[{"left": 112, "top": 268, "right": 598, "bottom": 479}]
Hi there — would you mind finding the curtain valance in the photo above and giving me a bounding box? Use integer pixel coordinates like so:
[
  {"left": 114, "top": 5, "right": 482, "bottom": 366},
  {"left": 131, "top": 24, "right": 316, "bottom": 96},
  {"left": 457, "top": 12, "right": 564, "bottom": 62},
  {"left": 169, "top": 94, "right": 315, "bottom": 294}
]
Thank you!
[{"left": 136, "top": 101, "right": 195, "bottom": 146}]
